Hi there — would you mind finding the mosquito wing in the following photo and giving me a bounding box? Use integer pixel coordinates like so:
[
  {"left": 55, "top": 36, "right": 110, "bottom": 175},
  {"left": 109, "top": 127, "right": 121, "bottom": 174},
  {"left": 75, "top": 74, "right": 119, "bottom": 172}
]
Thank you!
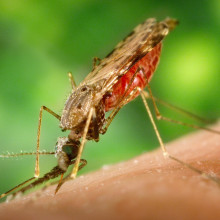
[{"left": 81, "top": 18, "right": 178, "bottom": 93}]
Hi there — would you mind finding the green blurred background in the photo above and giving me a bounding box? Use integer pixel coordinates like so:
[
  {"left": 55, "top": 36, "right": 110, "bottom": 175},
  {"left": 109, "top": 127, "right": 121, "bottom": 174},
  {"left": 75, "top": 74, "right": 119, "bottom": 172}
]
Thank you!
[{"left": 0, "top": 0, "right": 219, "bottom": 199}]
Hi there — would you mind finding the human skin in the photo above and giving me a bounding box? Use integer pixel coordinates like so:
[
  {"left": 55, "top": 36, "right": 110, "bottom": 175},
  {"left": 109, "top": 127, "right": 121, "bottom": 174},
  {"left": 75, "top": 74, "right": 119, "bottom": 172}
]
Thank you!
[{"left": 0, "top": 123, "right": 220, "bottom": 220}]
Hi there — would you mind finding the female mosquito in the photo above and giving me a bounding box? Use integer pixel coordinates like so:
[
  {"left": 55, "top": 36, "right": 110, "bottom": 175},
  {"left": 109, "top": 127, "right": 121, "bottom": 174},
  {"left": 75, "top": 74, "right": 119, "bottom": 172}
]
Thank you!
[{"left": 1, "top": 17, "right": 219, "bottom": 200}]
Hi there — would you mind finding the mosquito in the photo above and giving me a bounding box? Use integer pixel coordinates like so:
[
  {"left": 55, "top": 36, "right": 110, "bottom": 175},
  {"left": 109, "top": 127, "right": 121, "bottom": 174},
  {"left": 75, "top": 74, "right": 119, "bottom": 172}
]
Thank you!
[{"left": 1, "top": 17, "right": 219, "bottom": 200}]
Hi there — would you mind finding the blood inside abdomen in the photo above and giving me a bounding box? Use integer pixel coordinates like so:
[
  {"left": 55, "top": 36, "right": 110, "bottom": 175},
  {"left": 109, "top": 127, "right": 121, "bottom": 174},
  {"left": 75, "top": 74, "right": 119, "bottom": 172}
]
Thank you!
[{"left": 103, "top": 42, "right": 162, "bottom": 112}]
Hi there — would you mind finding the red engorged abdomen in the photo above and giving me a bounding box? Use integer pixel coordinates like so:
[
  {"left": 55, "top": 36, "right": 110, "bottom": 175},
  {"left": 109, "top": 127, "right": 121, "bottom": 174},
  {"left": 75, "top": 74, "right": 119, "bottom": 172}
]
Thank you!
[{"left": 103, "top": 42, "right": 162, "bottom": 112}]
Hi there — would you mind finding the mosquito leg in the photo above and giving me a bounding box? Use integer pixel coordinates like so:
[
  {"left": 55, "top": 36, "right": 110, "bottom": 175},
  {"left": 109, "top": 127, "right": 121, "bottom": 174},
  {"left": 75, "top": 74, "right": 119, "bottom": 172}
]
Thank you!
[
  {"left": 0, "top": 151, "right": 55, "bottom": 199},
  {"left": 70, "top": 107, "right": 94, "bottom": 179},
  {"left": 142, "top": 91, "right": 214, "bottom": 124},
  {"left": 68, "top": 72, "right": 77, "bottom": 90},
  {"left": 35, "top": 106, "right": 61, "bottom": 178},
  {"left": 136, "top": 65, "right": 219, "bottom": 133},
  {"left": 143, "top": 83, "right": 220, "bottom": 135},
  {"left": 139, "top": 90, "right": 220, "bottom": 185},
  {"left": 0, "top": 177, "right": 36, "bottom": 199}
]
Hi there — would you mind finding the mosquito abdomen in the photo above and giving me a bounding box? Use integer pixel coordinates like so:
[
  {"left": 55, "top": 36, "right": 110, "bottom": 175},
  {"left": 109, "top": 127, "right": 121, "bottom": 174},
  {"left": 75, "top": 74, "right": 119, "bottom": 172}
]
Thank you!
[{"left": 104, "top": 42, "right": 162, "bottom": 111}]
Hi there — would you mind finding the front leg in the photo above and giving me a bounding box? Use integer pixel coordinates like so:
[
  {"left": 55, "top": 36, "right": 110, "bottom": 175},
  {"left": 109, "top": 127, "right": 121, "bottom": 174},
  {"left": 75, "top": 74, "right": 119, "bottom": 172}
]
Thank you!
[{"left": 35, "top": 106, "right": 61, "bottom": 177}]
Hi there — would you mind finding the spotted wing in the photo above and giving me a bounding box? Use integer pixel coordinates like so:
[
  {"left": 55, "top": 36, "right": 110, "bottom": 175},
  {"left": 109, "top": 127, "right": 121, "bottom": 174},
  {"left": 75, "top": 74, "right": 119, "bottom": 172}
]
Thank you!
[{"left": 81, "top": 17, "right": 178, "bottom": 92}]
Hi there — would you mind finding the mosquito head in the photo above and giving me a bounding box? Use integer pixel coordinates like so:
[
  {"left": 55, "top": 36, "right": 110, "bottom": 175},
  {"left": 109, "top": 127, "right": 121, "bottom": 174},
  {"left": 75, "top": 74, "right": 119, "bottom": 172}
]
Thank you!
[
  {"left": 55, "top": 137, "right": 80, "bottom": 171},
  {"left": 60, "top": 85, "right": 97, "bottom": 131}
]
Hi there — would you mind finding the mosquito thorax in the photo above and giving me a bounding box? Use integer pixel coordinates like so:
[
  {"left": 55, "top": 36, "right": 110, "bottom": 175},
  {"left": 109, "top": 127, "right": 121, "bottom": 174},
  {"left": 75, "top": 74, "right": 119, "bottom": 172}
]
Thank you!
[{"left": 60, "top": 85, "right": 98, "bottom": 131}]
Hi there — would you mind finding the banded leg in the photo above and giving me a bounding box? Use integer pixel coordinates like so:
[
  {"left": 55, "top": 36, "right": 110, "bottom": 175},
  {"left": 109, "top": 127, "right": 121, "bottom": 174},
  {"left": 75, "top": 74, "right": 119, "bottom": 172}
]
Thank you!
[
  {"left": 139, "top": 90, "right": 220, "bottom": 185},
  {"left": 35, "top": 106, "right": 61, "bottom": 177}
]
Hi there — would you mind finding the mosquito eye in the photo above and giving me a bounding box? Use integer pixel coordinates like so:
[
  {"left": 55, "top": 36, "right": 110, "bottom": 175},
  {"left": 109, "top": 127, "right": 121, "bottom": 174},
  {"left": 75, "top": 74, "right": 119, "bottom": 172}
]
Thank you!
[{"left": 62, "top": 145, "right": 73, "bottom": 155}]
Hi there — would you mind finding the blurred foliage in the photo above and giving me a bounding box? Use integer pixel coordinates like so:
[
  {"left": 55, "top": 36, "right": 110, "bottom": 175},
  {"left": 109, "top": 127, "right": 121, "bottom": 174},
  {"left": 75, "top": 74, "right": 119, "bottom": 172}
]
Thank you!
[{"left": 0, "top": 0, "right": 219, "bottom": 199}]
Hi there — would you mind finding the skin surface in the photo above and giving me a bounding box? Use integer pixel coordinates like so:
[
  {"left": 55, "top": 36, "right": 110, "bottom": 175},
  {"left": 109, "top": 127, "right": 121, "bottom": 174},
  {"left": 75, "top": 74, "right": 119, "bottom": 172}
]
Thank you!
[{"left": 0, "top": 123, "right": 220, "bottom": 220}]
